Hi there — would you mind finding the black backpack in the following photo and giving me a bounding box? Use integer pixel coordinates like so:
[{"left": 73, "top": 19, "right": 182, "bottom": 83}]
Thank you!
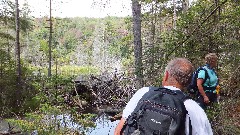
[
  {"left": 122, "top": 87, "right": 189, "bottom": 135},
  {"left": 187, "top": 67, "right": 209, "bottom": 95}
]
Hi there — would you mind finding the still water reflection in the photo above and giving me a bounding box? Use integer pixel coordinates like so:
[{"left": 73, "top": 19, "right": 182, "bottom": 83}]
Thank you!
[
  {"left": 87, "top": 113, "right": 119, "bottom": 135},
  {"left": 57, "top": 113, "right": 119, "bottom": 135},
  {"left": 0, "top": 113, "right": 119, "bottom": 134}
]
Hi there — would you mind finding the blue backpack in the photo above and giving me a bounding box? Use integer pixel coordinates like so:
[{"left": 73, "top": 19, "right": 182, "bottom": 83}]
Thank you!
[{"left": 187, "top": 66, "right": 209, "bottom": 94}]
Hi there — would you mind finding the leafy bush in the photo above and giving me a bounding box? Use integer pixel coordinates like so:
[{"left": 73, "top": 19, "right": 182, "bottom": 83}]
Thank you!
[{"left": 207, "top": 98, "right": 240, "bottom": 135}]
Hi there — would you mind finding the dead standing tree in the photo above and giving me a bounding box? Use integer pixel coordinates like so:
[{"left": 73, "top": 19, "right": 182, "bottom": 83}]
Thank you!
[
  {"left": 132, "top": 0, "right": 143, "bottom": 88},
  {"left": 15, "top": 0, "right": 21, "bottom": 107}
]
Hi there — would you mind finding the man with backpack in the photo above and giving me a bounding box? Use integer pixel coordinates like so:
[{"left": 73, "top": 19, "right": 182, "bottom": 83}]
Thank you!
[{"left": 114, "top": 58, "right": 213, "bottom": 135}]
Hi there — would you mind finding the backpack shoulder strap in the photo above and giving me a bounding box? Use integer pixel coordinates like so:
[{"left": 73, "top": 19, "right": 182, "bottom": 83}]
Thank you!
[
  {"left": 150, "top": 86, "right": 190, "bottom": 100},
  {"left": 202, "top": 66, "right": 209, "bottom": 79},
  {"left": 198, "top": 66, "right": 210, "bottom": 84},
  {"left": 148, "top": 86, "right": 160, "bottom": 91},
  {"left": 174, "top": 90, "right": 191, "bottom": 102},
  {"left": 172, "top": 90, "right": 190, "bottom": 135}
]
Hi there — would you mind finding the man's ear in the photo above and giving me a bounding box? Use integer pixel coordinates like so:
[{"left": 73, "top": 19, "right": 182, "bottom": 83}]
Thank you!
[{"left": 163, "top": 71, "right": 169, "bottom": 82}]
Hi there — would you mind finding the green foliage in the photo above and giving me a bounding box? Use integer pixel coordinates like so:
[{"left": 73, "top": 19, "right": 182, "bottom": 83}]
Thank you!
[
  {"left": 152, "top": 0, "right": 240, "bottom": 71},
  {"left": 0, "top": 32, "right": 15, "bottom": 40},
  {"left": 206, "top": 98, "right": 240, "bottom": 135},
  {"left": 121, "top": 56, "right": 134, "bottom": 69},
  {"left": 0, "top": 1, "right": 33, "bottom": 114},
  {"left": 0, "top": 49, "right": 39, "bottom": 117},
  {"left": 0, "top": 0, "right": 32, "bottom": 41},
  {"left": 39, "top": 39, "right": 49, "bottom": 55},
  {"left": 54, "top": 65, "right": 99, "bottom": 76},
  {"left": 0, "top": 50, "right": 18, "bottom": 116},
  {"left": 6, "top": 75, "right": 96, "bottom": 134},
  {"left": 59, "top": 66, "right": 98, "bottom": 76},
  {"left": 26, "top": 16, "right": 130, "bottom": 69}
]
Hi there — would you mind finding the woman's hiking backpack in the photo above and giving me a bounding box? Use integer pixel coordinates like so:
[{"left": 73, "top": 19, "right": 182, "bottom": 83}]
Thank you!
[
  {"left": 122, "top": 87, "right": 189, "bottom": 135},
  {"left": 187, "top": 67, "right": 209, "bottom": 95}
]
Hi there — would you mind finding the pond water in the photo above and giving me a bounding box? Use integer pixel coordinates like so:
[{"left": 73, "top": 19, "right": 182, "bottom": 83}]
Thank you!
[
  {"left": 86, "top": 113, "right": 119, "bottom": 135},
  {"left": 56, "top": 113, "right": 119, "bottom": 135},
  {"left": 0, "top": 113, "right": 120, "bottom": 135}
]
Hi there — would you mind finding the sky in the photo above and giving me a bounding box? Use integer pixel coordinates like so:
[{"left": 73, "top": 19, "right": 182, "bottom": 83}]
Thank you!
[
  {"left": 16, "top": 0, "right": 196, "bottom": 18},
  {"left": 18, "top": 0, "right": 132, "bottom": 18}
]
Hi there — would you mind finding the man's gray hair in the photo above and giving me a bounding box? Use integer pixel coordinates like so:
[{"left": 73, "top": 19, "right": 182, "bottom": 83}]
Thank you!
[{"left": 166, "top": 58, "right": 194, "bottom": 87}]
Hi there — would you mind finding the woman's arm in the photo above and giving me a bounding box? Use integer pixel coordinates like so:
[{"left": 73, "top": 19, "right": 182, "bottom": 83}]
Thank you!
[{"left": 197, "top": 79, "right": 209, "bottom": 103}]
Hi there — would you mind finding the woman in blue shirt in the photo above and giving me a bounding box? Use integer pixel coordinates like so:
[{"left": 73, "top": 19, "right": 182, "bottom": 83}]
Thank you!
[{"left": 197, "top": 53, "right": 219, "bottom": 109}]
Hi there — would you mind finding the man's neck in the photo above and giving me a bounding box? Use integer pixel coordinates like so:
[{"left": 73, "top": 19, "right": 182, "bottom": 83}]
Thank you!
[
  {"left": 163, "top": 83, "right": 183, "bottom": 91},
  {"left": 164, "top": 86, "right": 181, "bottom": 91}
]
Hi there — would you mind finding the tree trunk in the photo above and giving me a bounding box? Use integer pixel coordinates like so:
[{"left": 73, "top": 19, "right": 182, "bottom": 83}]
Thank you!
[
  {"left": 132, "top": 0, "right": 143, "bottom": 88},
  {"left": 173, "top": 0, "right": 177, "bottom": 29},
  {"left": 148, "top": 2, "right": 156, "bottom": 85},
  {"left": 48, "top": 0, "right": 52, "bottom": 77},
  {"left": 15, "top": 0, "right": 21, "bottom": 106}
]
